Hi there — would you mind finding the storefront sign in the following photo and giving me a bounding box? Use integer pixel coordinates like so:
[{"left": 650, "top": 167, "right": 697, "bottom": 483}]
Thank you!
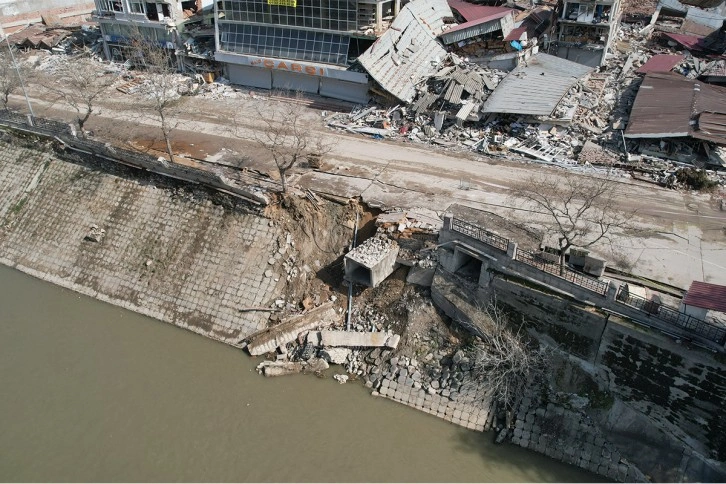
[
  {"left": 268, "top": 0, "right": 297, "bottom": 6},
  {"left": 250, "top": 57, "right": 327, "bottom": 76}
]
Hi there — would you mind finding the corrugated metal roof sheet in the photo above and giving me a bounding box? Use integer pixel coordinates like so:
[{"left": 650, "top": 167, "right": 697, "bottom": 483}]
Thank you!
[
  {"left": 358, "top": 0, "right": 451, "bottom": 103},
  {"left": 625, "top": 72, "right": 726, "bottom": 143},
  {"left": 679, "top": 0, "right": 724, "bottom": 7},
  {"left": 439, "top": 1, "right": 513, "bottom": 44},
  {"left": 663, "top": 32, "right": 708, "bottom": 52},
  {"left": 683, "top": 281, "right": 726, "bottom": 313},
  {"left": 481, "top": 53, "right": 592, "bottom": 116},
  {"left": 636, "top": 54, "right": 684, "bottom": 74},
  {"left": 444, "top": 81, "right": 464, "bottom": 103},
  {"left": 503, "top": 26, "right": 527, "bottom": 41},
  {"left": 439, "top": 15, "right": 509, "bottom": 44},
  {"left": 447, "top": 0, "right": 511, "bottom": 22},
  {"left": 624, "top": 73, "right": 694, "bottom": 138}
]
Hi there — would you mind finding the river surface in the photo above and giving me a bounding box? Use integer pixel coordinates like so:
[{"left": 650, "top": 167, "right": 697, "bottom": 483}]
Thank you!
[{"left": 0, "top": 265, "right": 599, "bottom": 482}]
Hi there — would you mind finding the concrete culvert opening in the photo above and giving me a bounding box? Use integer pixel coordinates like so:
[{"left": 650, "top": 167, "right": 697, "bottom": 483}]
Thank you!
[
  {"left": 455, "top": 252, "right": 482, "bottom": 283},
  {"left": 347, "top": 261, "right": 373, "bottom": 286}
]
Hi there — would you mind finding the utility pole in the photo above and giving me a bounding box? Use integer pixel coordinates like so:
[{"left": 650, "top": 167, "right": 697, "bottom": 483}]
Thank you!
[{"left": 0, "top": 25, "right": 35, "bottom": 125}]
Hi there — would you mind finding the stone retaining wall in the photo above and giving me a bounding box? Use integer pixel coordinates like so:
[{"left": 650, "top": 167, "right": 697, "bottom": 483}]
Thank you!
[{"left": 0, "top": 137, "right": 283, "bottom": 345}]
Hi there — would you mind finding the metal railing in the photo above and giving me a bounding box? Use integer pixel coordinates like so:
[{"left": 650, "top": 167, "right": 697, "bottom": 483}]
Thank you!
[
  {"left": 617, "top": 287, "right": 726, "bottom": 345},
  {"left": 515, "top": 248, "right": 610, "bottom": 296},
  {"left": 451, "top": 217, "right": 509, "bottom": 252}
]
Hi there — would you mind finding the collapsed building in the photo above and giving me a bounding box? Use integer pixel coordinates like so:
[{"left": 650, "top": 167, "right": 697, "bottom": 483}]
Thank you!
[
  {"left": 624, "top": 72, "right": 726, "bottom": 167},
  {"left": 552, "top": 0, "right": 623, "bottom": 67},
  {"left": 92, "top": 0, "right": 217, "bottom": 74}
]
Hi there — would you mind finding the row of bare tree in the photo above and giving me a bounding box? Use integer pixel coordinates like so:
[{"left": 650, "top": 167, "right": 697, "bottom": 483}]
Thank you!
[{"left": 1, "top": 34, "right": 332, "bottom": 194}]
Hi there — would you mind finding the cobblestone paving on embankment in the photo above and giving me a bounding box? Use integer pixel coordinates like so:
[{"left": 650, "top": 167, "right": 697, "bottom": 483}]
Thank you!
[{"left": 0, "top": 140, "right": 282, "bottom": 344}]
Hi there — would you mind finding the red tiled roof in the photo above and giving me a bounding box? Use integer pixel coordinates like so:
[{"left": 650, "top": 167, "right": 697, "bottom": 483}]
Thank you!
[
  {"left": 683, "top": 281, "right": 726, "bottom": 313},
  {"left": 636, "top": 54, "right": 684, "bottom": 74}
]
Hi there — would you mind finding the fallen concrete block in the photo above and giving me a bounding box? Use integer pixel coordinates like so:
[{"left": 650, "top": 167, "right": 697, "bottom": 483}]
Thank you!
[
  {"left": 247, "top": 303, "right": 339, "bottom": 356},
  {"left": 257, "top": 361, "right": 304, "bottom": 377},
  {"left": 256, "top": 357, "right": 329, "bottom": 377},
  {"left": 317, "top": 330, "right": 401, "bottom": 349}
]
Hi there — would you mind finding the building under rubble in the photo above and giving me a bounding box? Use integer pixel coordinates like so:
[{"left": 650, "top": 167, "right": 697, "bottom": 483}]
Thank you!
[
  {"left": 214, "top": 0, "right": 402, "bottom": 104},
  {"left": 553, "top": 0, "right": 623, "bottom": 67}
]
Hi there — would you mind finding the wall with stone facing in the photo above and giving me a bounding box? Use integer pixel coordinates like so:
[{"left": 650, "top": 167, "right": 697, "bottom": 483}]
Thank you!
[
  {"left": 597, "top": 323, "right": 726, "bottom": 462},
  {"left": 0, "top": 137, "right": 283, "bottom": 345},
  {"left": 488, "top": 276, "right": 607, "bottom": 363}
]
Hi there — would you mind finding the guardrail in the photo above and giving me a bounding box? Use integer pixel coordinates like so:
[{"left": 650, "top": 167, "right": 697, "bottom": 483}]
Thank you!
[
  {"left": 0, "top": 112, "right": 268, "bottom": 205},
  {"left": 451, "top": 217, "right": 509, "bottom": 252},
  {"left": 515, "top": 248, "right": 610, "bottom": 296},
  {"left": 617, "top": 286, "right": 726, "bottom": 345}
]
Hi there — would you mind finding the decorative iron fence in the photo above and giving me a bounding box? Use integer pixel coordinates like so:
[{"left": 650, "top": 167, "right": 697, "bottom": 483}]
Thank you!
[
  {"left": 617, "top": 287, "right": 726, "bottom": 345},
  {"left": 451, "top": 217, "right": 509, "bottom": 252},
  {"left": 515, "top": 248, "right": 610, "bottom": 296}
]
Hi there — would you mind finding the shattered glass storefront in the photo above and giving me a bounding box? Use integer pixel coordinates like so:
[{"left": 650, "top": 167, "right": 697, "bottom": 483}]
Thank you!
[
  {"left": 215, "top": 0, "right": 372, "bottom": 103},
  {"left": 218, "top": 0, "right": 357, "bottom": 31}
]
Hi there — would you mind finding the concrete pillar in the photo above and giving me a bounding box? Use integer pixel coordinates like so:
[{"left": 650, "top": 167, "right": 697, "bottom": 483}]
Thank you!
[
  {"left": 506, "top": 241, "right": 518, "bottom": 260},
  {"left": 443, "top": 213, "right": 453, "bottom": 231},
  {"left": 376, "top": 1, "right": 383, "bottom": 32},
  {"left": 606, "top": 280, "right": 619, "bottom": 302},
  {"left": 394, "top": 0, "right": 401, "bottom": 16},
  {"left": 478, "top": 259, "right": 492, "bottom": 288}
]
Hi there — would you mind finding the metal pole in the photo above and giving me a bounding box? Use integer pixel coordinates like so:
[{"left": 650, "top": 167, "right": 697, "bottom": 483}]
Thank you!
[
  {"left": 1, "top": 26, "right": 35, "bottom": 124},
  {"left": 345, "top": 211, "right": 360, "bottom": 332}
]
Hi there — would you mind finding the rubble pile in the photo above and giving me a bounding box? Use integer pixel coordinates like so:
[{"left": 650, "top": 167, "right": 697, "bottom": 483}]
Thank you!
[
  {"left": 196, "top": 77, "right": 246, "bottom": 100},
  {"left": 327, "top": 54, "right": 507, "bottom": 145}
]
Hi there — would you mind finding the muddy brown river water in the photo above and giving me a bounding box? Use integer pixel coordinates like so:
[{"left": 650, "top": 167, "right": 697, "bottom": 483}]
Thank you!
[{"left": 0, "top": 265, "right": 600, "bottom": 482}]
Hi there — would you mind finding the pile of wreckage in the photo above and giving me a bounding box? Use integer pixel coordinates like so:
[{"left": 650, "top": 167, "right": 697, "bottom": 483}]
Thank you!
[
  {"left": 326, "top": 0, "right": 726, "bottom": 187},
  {"left": 7, "top": 23, "right": 102, "bottom": 55}
]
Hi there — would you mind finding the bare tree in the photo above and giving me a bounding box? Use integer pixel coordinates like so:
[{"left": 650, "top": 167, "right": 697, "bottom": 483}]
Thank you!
[
  {"left": 465, "top": 303, "right": 551, "bottom": 412},
  {"left": 510, "top": 170, "right": 633, "bottom": 274},
  {"left": 128, "top": 32, "right": 183, "bottom": 163},
  {"left": 0, "top": 44, "right": 26, "bottom": 111},
  {"left": 251, "top": 92, "right": 335, "bottom": 193},
  {"left": 40, "top": 57, "right": 118, "bottom": 135}
]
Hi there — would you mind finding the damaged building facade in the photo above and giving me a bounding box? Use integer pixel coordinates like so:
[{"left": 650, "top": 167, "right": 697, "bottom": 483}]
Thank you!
[
  {"left": 553, "top": 0, "right": 623, "bottom": 67},
  {"left": 214, "top": 0, "right": 402, "bottom": 104},
  {"left": 92, "top": 0, "right": 216, "bottom": 71}
]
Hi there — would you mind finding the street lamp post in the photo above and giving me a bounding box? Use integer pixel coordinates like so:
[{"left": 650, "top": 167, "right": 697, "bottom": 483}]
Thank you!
[{"left": 0, "top": 25, "right": 35, "bottom": 125}]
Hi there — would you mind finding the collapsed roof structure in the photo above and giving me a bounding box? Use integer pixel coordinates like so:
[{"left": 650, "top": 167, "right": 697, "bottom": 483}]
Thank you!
[
  {"left": 357, "top": 0, "right": 452, "bottom": 103},
  {"left": 625, "top": 72, "right": 726, "bottom": 145},
  {"left": 481, "top": 53, "right": 593, "bottom": 117}
]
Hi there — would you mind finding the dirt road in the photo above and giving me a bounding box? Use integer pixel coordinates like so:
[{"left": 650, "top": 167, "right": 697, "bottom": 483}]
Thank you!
[{"left": 6, "top": 82, "right": 726, "bottom": 288}]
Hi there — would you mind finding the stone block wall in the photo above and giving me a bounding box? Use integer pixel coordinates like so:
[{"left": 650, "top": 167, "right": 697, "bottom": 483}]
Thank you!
[
  {"left": 597, "top": 323, "right": 726, "bottom": 461},
  {"left": 489, "top": 276, "right": 607, "bottom": 362}
]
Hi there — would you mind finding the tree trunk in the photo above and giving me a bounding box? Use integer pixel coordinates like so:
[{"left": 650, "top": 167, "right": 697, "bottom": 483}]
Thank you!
[
  {"left": 279, "top": 168, "right": 287, "bottom": 193},
  {"left": 165, "top": 134, "right": 174, "bottom": 164}
]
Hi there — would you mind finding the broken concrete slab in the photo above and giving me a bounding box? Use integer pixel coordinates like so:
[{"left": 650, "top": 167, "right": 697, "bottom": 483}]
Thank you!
[
  {"left": 317, "top": 330, "right": 401, "bottom": 349},
  {"left": 256, "top": 357, "right": 329, "bottom": 377},
  {"left": 246, "top": 303, "right": 339, "bottom": 356}
]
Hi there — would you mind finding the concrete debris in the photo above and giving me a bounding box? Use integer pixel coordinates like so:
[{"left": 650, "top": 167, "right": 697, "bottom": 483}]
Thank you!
[
  {"left": 256, "top": 357, "right": 329, "bottom": 377},
  {"left": 320, "top": 348, "right": 351, "bottom": 365},
  {"left": 317, "top": 330, "right": 401, "bottom": 349},
  {"left": 246, "top": 303, "right": 339, "bottom": 356},
  {"left": 84, "top": 224, "right": 105, "bottom": 243},
  {"left": 325, "top": 7, "right": 726, "bottom": 176},
  {"left": 333, "top": 374, "right": 349, "bottom": 384}
]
